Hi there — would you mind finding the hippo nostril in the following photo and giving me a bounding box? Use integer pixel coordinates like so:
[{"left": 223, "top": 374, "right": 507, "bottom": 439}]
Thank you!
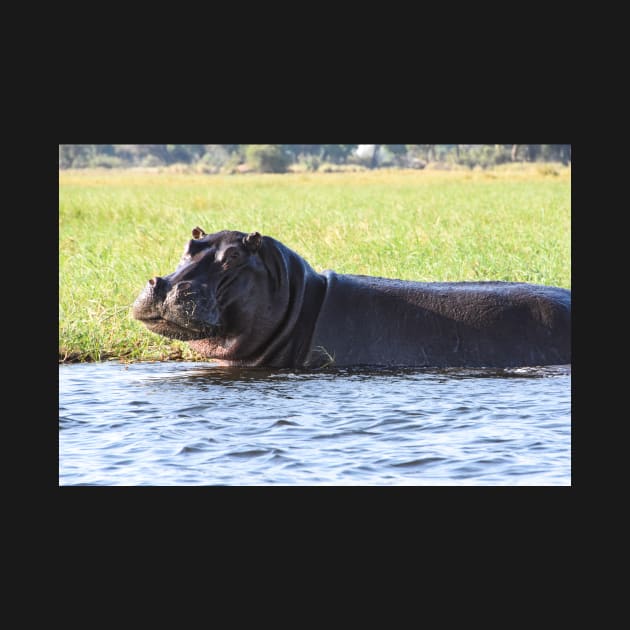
[{"left": 147, "top": 276, "right": 170, "bottom": 299}]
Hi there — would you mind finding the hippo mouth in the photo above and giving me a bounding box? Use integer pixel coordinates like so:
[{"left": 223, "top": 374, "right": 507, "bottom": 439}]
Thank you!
[{"left": 137, "top": 316, "right": 219, "bottom": 341}]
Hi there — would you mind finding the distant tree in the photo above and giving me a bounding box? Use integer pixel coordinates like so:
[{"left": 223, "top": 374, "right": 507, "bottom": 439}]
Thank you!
[
  {"left": 382, "top": 144, "right": 408, "bottom": 166},
  {"left": 95, "top": 144, "right": 115, "bottom": 156},
  {"left": 245, "top": 144, "right": 290, "bottom": 173},
  {"left": 406, "top": 145, "right": 436, "bottom": 162},
  {"left": 282, "top": 145, "right": 321, "bottom": 162},
  {"left": 146, "top": 144, "right": 169, "bottom": 163},
  {"left": 385, "top": 144, "right": 406, "bottom": 156},
  {"left": 59, "top": 145, "right": 78, "bottom": 168},
  {"left": 59, "top": 144, "right": 97, "bottom": 168},
  {"left": 539, "top": 144, "right": 571, "bottom": 164},
  {"left": 493, "top": 144, "right": 510, "bottom": 164},
  {"left": 510, "top": 144, "right": 566, "bottom": 163},
  {"left": 59, "top": 145, "right": 70, "bottom": 168},
  {"left": 200, "top": 145, "right": 230, "bottom": 169},
  {"left": 220, "top": 144, "right": 244, "bottom": 157},
  {"left": 165, "top": 145, "right": 205, "bottom": 163},
  {"left": 371, "top": 144, "right": 380, "bottom": 168},
  {"left": 527, "top": 145, "right": 540, "bottom": 161},
  {"left": 320, "top": 144, "right": 356, "bottom": 163},
  {"left": 113, "top": 145, "right": 149, "bottom": 163}
]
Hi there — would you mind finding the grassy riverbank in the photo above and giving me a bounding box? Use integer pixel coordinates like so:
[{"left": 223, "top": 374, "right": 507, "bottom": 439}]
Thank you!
[{"left": 59, "top": 165, "right": 571, "bottom": 363}]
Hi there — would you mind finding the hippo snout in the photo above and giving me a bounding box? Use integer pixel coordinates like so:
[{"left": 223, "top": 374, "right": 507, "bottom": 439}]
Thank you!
[
  {"left": 132, "top": 274, "right": 221, "bottom": 340},
  {"left": 132, "top": 276, "right": 171, "bottom": 321}
]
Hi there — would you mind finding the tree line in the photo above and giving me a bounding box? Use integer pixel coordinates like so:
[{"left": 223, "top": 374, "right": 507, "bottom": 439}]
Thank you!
[{"left": 59, "top": 144, "right": 571, "bottom": 172}]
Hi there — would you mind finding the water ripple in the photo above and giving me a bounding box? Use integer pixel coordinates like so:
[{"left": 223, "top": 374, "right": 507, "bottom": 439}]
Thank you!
[
  {"left": 390, "top": 457, "right": 447, "bottom": 468},
  {"left": 59, "top": 361, "right": 571, "bottom": 486},
  {"left": 227, "top": 448, "right": 276, "bottom": 458}
]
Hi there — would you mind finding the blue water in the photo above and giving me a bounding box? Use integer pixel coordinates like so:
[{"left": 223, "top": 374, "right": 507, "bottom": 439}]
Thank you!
[{"left": 59, "top": 361, "right": 571, "bottom": 485}]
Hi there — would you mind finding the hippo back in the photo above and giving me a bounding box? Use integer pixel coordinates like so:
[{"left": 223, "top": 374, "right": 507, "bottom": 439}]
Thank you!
[{"left": 305, "top": 272, "right": 571, "bottom": 368}]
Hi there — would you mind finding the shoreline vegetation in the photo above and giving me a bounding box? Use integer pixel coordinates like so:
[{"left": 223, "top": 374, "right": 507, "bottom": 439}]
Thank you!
[
  {"left": 58, "top": 144, "right": 571, "bottom": 173},
  {"left": 59, "top": 165, "right": 571, "bottom": 364}
]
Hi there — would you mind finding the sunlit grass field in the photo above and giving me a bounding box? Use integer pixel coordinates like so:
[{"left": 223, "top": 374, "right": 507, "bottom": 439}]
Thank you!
[{"left": 59, "top": 166, "right": 571, "bottom": 362}]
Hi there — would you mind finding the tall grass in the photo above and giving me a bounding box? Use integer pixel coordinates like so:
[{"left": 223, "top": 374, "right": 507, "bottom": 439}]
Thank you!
[{"left": 59, "top": 167, "right": 571, "bottom": 362}]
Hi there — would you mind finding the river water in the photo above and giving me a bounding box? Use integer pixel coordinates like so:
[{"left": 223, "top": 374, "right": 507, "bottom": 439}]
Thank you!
[{"left": 59, "top": 361, "right": 571, "bottom": 485}]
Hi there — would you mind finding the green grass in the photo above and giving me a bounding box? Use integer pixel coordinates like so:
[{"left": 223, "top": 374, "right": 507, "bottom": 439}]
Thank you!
[{"left": 59, "top": 166, "right": 571, "bottom": 362}]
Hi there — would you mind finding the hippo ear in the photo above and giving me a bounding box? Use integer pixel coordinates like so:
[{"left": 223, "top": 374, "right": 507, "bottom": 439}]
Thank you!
[
  {"left": 192, "top": 226, "right": 207, "bottom": 239},
  {"left": 243, "top": 231, "right": 262, "bottom": 253}
]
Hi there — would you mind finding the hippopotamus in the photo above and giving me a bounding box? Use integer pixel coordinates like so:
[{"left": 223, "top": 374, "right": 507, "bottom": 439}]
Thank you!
[{"left": 132, "top": 228, "right": 571, "bottom": 368}]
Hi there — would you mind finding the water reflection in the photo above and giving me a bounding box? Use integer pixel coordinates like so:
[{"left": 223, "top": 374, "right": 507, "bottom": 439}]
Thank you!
[{"left": 136, "top": 362, "right": 570, "bottom": 386}]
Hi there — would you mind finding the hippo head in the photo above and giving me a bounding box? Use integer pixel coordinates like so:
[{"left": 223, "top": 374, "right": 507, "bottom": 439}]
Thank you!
[{"left": 132, "top": 227, "right": 323, "bottom": 365}]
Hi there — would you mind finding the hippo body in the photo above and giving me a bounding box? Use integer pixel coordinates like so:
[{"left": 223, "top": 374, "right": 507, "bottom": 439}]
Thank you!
[
  {"left": 132, "top": 229, "right": 571, "bottom": 369},
  {"left": 307, "top": 272, "right": 570, "bottom": 368}
]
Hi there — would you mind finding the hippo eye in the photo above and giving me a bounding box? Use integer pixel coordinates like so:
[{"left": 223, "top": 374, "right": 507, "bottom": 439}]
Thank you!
[{"left": 222, "top": 248, "right": 242, "bottom": 265}]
